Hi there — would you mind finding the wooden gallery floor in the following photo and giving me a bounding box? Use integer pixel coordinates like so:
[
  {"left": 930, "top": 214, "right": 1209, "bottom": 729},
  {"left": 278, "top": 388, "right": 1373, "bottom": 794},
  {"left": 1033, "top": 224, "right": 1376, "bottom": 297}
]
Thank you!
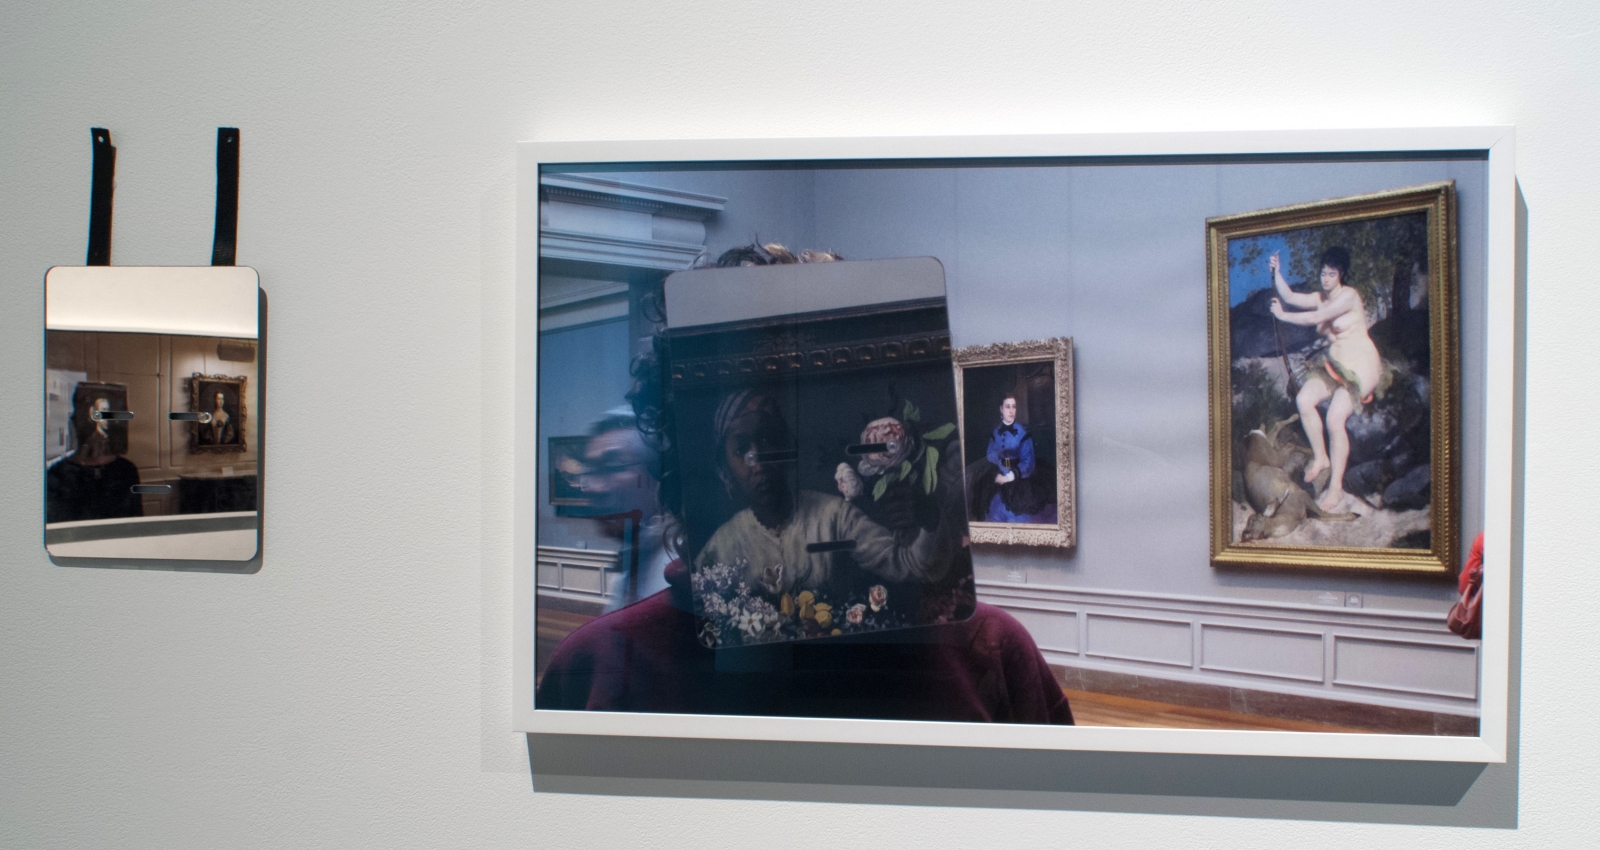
[
  {"left": 536, "top": 608, "right": 1372, "bottom": 733},
  {"left": 1063, "top": 689, "right": 1364, "bottom": 732}
]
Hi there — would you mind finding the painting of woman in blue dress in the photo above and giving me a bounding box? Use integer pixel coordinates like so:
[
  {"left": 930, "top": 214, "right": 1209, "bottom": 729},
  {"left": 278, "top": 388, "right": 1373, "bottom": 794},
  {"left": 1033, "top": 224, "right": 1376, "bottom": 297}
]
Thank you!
[
  {"left": 960, "top": 362, "right": 1059, "bottom": 525},
  {"left": 981, "top": 395, "right": 1057, "bottom": 523}
]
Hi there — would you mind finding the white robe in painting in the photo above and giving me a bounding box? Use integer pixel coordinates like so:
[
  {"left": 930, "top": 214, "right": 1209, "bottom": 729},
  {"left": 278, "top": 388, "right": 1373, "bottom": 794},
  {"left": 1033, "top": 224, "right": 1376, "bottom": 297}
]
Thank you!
[{"left": 694, "top": 490, "right": 937, "bottom": 595}]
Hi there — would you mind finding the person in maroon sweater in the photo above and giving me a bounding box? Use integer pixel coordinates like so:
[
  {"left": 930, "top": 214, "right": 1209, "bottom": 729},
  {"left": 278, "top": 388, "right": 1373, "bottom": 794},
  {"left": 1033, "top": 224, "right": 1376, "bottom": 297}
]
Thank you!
[{"left": 538, "top": 559, "right": 1073, "bottom": 724}]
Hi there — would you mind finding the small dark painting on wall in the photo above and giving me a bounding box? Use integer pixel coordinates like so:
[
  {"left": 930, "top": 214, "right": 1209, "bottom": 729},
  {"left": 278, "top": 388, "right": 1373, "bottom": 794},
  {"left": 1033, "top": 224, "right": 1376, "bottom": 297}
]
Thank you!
[
  {"left": 188, "top": 374, "right": 247, "bottom": 453},
  {"left": 548, "top": 435, "right": 596, "bottom": 515}
]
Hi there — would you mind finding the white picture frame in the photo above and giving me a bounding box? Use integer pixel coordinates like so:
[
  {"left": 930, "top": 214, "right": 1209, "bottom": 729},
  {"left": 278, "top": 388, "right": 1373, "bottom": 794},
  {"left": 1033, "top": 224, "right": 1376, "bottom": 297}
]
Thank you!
[{"left": 514, "top": 127, "right": 1516, "bottom": 764}]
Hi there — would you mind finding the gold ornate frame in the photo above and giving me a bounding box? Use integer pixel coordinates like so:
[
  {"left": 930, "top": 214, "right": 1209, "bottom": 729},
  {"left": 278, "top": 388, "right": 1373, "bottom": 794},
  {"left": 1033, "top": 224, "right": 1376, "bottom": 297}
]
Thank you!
[
  {"left": 1206, "top": 182, "right": 1458, "bottom": 574},
  {"left": 953, "top": 337, "right": 1076, "bottom": 548},
  {"left": 187, "top": 373, "right": 249, "bottom": 454}
]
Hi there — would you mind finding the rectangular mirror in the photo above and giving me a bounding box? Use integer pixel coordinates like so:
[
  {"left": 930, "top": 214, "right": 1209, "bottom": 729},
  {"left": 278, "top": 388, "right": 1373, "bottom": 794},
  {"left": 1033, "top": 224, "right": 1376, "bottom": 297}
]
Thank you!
[
  {"left": 44, "top": 266, "right": 261, "bottom": 567},
  {"left": 663, "top": 257, "right": 975, "bottom": 650}
]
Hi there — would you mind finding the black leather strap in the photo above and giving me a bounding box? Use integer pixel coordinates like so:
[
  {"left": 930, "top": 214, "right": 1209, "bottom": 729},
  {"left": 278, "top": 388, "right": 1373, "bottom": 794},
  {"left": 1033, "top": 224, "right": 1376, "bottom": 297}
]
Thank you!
[
  {"left": 86, "top": 127, "right": 239, "bottom": 266},
  {"left": 86, "top": 128, "right": 115, "bottom": 265},
  {"left": 211, "top": 127, "right": 239, "bottom": 266}
]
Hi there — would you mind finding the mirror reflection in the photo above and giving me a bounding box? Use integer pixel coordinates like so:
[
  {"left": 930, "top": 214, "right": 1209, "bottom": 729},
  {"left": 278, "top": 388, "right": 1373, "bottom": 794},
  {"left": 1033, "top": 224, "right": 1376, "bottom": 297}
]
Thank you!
[{"left": 44, "top": 267, "right": 259, "bottom": 563}]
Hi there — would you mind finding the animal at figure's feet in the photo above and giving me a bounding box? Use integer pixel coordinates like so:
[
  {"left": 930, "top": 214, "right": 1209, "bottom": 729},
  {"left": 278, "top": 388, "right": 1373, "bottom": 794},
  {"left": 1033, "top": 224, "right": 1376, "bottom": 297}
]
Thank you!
[{"left": 1303, "top": 457, "right": 1329, "bottom": 484}]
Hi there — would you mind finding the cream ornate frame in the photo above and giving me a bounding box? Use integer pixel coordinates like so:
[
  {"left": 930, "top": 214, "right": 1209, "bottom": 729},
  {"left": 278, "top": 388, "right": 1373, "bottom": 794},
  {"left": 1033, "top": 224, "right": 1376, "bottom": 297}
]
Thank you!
[
  {"left": 513, "top": 127, "right": 1518, "bottom": 764},
  {"left": 1206, "top": 182, "right": 1458, "bottom": 573},
  {"left": 953, "top": 337, "right": 1076, "bottom": 548}
]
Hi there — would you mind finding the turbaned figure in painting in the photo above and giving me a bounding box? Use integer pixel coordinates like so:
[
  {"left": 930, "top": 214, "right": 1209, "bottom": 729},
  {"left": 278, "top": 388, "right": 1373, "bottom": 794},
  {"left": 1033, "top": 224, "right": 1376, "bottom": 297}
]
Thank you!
[{"left": 694, "top": 389, "right": 943, "bottom": 595}]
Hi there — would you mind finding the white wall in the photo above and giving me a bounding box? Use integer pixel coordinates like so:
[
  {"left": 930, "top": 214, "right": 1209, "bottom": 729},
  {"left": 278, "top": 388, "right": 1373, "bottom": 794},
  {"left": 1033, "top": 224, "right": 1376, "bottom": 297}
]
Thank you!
[{"left": 1, "top": 1, "right": 1593, "bottom": 847}]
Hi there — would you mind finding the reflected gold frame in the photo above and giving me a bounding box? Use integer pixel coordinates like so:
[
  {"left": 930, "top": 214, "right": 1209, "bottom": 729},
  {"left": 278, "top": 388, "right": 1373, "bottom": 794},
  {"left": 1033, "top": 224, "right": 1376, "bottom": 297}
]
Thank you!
[
  {"left": 547, "top": 435, "right": 595, "bottom": 510},
  {"left": 953, "top": 337, "right": 1076, "bottom": 548},
  {"left": 1206, "top": 182, "right": 1458, "bottom": 574}
]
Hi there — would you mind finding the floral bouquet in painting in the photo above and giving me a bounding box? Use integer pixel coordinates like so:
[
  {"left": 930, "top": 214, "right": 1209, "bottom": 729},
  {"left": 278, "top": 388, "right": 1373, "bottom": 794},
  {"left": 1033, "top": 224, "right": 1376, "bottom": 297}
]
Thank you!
[
  {"left": 854, "top": 399, "right": 957, "bottom": 502},
  {"left": 691, "top": 560, "right": 912, "bottom": 648}
]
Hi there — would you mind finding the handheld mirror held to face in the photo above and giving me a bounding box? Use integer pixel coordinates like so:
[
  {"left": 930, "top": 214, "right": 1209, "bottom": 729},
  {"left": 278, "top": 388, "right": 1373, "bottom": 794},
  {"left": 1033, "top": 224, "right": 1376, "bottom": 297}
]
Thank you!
[
  {"left": 45, "top": 128, "right": 263, "bottom": 570},
  {"left": 662, "top": 256, "right": 975, "bottom": 650}
]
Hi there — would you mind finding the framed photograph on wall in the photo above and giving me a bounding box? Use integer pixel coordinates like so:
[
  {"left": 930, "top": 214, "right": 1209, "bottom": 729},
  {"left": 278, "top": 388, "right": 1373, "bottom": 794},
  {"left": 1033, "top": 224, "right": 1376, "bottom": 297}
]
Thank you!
[
  {"left": 1207, "top": 183, "right": 1458, "bottom": 573},
  {"left": 513, "top": 127, "right": 1518, "bottom": 765},
  {"left": 953, "top": 337, "right": 1076, "bottom": 547}
]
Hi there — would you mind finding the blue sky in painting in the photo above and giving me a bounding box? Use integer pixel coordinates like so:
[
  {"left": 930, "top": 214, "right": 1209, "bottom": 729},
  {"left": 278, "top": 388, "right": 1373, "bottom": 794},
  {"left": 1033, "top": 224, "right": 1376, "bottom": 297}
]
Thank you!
[{"left": 1227, "top": 232, "right": 1292, "bottom": 306}]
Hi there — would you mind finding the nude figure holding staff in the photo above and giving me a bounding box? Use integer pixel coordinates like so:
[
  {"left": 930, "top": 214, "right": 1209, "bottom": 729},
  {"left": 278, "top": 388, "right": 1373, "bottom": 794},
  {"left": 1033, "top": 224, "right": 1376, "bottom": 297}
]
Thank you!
[{"left": 1268, "top": 246, "right": 1385, "bottom": 512}]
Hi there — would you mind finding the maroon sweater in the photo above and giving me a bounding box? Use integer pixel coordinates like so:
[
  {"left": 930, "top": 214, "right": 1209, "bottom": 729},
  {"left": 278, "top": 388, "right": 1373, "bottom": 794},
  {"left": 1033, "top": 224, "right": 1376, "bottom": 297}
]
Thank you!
[{"left": 538, "top": 561, "right": 1073, "bottom": 724}]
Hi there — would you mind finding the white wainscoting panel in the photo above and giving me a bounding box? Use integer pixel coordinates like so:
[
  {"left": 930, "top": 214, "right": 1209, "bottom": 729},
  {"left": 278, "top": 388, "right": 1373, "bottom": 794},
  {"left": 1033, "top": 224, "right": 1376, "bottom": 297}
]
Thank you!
[
  {"left": 1333, "top": 636, "right": 1480, "bottom": 701},
  {"left": 536, "top": 546, "right": 619, "bottom": 604},
  {"left": 1201, "top": 624, "right": 1325, "bottom": 684},
  {"left": 1085, "top": 614, "right": 1193, "bottom": 668},
  {"left": 1006, "top": 607, "right": 1079, "bottom": 654},
  {"left": 979, "top": 580, "right": 1480, "bottom": 716}
]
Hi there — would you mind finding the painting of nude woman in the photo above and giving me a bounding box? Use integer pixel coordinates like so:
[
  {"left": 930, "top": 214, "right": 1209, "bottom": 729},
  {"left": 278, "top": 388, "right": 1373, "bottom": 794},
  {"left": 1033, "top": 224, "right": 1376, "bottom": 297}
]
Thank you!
[{"left": 1207, "top": 182, "right": 1460, "bottom": 574}]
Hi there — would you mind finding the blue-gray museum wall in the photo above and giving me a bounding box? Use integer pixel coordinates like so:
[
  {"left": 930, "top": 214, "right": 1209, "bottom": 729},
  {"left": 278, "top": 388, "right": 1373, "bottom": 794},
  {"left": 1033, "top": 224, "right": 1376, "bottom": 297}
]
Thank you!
[
  {"left": 586, "top": 159, "right": 1487, "bottom": 613},
  {"left": 815, "top": 159, "right": 1487, "bottom": 611},
  {"left": 536, "top": 316, "right": 631, "bottom": 518}
]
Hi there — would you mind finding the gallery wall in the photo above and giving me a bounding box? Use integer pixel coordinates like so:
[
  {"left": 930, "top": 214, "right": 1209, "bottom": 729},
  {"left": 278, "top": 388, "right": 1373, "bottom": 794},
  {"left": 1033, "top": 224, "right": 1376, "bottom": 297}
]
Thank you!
[
  {"left": 594, "top": 158, "right": 1486, "bottom": 607},
  {"left": 3, "top": 0, "right": 1596, "bottom": 847},
  {"left": 533, "top": 168, "right": 819, "bottom": 526},
  {"left": 535, "top": 317, "right": 630, "bottom": 521}
]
